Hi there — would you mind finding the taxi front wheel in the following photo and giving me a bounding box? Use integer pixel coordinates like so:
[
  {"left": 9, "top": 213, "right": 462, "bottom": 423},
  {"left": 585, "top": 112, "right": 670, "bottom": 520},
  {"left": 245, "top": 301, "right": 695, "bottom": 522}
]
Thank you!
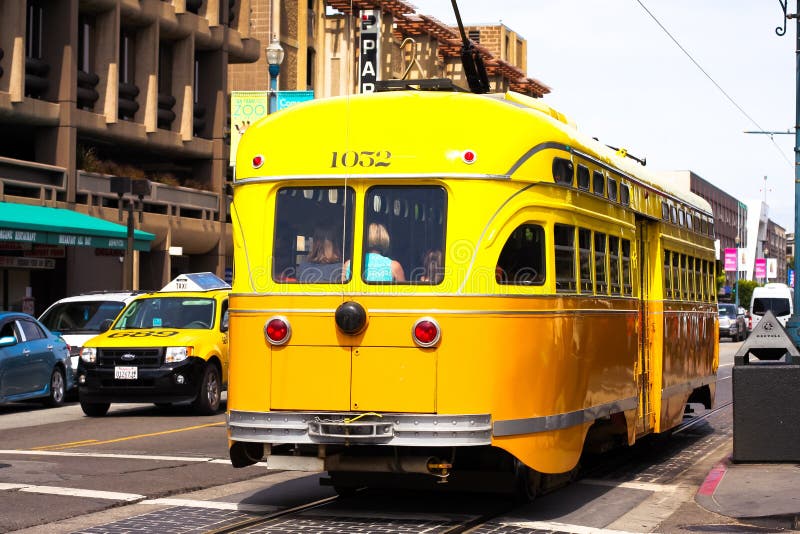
[{"left": 193, "top": 363, "right": 221, "bottom": 415}]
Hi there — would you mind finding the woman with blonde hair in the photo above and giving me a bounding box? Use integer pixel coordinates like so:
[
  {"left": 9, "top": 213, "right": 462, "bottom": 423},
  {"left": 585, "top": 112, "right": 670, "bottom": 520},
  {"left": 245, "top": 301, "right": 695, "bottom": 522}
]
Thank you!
[{"left": 364, "top": 222, "right": 405, "bottom": 282}]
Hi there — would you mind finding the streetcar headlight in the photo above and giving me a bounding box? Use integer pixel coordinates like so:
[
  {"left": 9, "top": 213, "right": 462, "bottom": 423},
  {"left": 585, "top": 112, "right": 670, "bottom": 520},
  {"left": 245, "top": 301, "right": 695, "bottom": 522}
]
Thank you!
[
  {"left": 80, "top": 347, "right": 97, "bottom": 363},
  {"left": 165, "top": 346, "right": 192, "bottom": 363}
]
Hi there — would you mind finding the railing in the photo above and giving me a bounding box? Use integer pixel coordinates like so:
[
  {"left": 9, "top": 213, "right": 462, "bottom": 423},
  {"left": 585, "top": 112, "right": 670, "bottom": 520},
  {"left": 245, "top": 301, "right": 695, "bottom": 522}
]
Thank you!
[
  {"left": 77, "top": 171, "right": 220, "bottom": 221},
  {"left": 0, "top": 157, "right": 66, "bottom": 204}
]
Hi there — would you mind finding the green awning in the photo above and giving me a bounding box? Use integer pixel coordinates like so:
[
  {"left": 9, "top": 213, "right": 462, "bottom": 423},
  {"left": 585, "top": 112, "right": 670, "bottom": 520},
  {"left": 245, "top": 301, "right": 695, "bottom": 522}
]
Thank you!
[{"left": 0, "top": 202, "right": 155, "bottom": 251}]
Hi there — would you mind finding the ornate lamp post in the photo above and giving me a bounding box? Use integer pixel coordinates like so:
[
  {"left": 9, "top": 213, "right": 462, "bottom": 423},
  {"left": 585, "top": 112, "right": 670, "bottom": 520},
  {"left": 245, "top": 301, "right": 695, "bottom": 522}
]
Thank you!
[
  {"left": 266, "top": 38, "right": 285, "bottom": 115},
  {"left": 776, "top": 1, "right": 800, "bottom": 346}
]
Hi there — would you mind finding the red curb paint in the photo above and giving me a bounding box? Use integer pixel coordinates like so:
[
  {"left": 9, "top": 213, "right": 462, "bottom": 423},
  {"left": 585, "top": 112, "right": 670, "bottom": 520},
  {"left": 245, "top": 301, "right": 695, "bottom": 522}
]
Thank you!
[{"left": 698, "top": 458, "right": 730, "bottom": 496}]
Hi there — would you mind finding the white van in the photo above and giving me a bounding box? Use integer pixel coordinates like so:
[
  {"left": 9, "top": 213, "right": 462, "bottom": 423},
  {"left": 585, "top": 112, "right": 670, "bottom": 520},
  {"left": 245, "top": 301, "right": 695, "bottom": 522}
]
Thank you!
[{"left": 749, "top": 282, "right": 794, "bottom": 331}]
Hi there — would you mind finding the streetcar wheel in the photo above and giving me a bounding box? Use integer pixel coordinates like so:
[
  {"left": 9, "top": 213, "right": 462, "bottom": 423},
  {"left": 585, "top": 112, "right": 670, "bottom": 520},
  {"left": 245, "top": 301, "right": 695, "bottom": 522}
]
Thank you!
[
  {"left": 80, "top": 401, "right": 110, "bottom": 417},
  {"left": 193, "top": 364, "right": 221, "bottom": 415},
  {"left": 42, "top": 367, "right": 66, "bottom": 407},
  {"left": 513, "top": 460, "right": 540, "bottom": 503}
]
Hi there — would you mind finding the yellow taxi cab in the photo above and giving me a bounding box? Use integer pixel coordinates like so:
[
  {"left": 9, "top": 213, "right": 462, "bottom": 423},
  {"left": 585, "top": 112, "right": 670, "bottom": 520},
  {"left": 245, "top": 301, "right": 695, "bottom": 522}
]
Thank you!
[{"left": 77, "top": 273, "right": 230, "bottom": 417}]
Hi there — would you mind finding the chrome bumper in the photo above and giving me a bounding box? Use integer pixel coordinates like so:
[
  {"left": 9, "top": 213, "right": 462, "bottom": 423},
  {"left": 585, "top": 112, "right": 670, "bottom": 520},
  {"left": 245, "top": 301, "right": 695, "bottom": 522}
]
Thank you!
[{"left": 228, "top": 411, "right": 492, "bottom": 446}]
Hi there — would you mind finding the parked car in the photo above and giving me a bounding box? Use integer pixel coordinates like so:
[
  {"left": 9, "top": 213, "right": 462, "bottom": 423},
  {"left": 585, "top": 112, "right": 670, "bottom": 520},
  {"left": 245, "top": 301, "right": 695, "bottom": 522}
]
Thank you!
[
  {"left": 718, "top": 303, "right": 746, "bottom": 341},
  {"left": 39, "top": 291, "right": 143, "bottom": 373},
  {"left": 77, "top": 273, "right": 230, "bottom": 417},
  {"left": 0, "top": 311, "right": 74, "bottom": 406}
]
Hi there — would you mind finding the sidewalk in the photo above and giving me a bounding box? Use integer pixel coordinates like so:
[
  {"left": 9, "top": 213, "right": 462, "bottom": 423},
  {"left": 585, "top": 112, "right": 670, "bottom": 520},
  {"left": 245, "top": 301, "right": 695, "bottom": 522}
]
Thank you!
[{"left": 695, "top": 456, "right": 800, "bottom": 529}]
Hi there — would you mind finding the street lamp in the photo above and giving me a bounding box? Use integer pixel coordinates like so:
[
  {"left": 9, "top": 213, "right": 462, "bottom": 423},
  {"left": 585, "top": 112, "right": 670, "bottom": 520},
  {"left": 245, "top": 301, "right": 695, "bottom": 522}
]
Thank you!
[
  {"left": 776, "top": 1, "right": 800, "bottom": 347},
  {"left": 266, "top": 38, "right": 284, "bottom": 114},
  {"left": 735, "top": 236, "right": 741, "bottom": 309}
]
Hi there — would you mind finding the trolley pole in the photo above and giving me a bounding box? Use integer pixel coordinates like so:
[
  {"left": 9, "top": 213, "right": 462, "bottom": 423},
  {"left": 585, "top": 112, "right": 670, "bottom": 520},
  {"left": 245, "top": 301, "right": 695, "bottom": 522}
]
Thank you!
[{"left": 777, "top": 0, "right": 800, "bottom": 348}]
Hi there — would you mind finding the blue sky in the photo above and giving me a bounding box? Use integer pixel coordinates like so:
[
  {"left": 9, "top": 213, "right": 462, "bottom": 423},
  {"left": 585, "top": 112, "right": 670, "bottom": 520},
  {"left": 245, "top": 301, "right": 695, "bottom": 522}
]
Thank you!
[{"left": 422, "top": 1, "right": 798, "bottom": 232}]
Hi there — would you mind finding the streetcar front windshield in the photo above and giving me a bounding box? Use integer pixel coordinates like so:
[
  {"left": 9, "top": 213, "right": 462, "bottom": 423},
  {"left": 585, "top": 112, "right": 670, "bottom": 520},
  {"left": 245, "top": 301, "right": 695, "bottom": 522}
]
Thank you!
[
  {"left": 272, "top": 185, "right": 447, "bottom": 285},
  {"left": 114, "top": 298, "right": 216, "bottom": 329}
]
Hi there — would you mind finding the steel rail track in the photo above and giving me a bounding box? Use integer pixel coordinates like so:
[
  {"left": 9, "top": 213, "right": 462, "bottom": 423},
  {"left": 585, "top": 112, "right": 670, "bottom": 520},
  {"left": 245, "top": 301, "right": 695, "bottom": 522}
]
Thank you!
[{"left": 205, "top": 494, "right": 340, "bottom": 534}]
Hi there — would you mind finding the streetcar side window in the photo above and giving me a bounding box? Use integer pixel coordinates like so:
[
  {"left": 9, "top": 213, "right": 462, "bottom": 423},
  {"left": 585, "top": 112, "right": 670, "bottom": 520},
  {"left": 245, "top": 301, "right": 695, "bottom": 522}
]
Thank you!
[
  {"left": 576, "top": 165, "right": 590, "bottom": 190},
  {"left": 553, "top": 158, "right": 574, "bottom": 186},
  {"left": 671, "top": 252, "right": 680, "bottom": 299},
  {"left": 272, "top": 187, "right": 356, "bottom": 283},
  {"left": 694, "top": 257, "right": 702, "bottom": 301},
  {"left": 620, "top": 183, "right": 630, "bottom": 206},
  {"left": 578, "top": 228, "right": 592, "bottom": 292},
  {"left": 664, "top": 250, "right": 672, "bottom": 299},
  {"left": 554, "top": 224, "right": 576, "bottom": 292},
  {"left": 496, "top": 224, "right": 546, "bottom": 286},
  {"left": 363, "top": 186, "right": 447, "bottom": 285},
  {"left": 621, "top": 239, "right": 632, "bottom": 296},
  {"left": 608, "top": 178, "right": 618, "bottom": 202},
  {"left": 670, "top": 206, "right": 677, "bottom": 224},
  {"left": 680, "top": 254, "right": 689, "bottom": 300},
  {"left": 609, "top": 235, "right": 620, "bottom": 294},
  {"left": 594, "top": 232, "right": 607, "bottom": 294},
  {"left": 662, "top": 202, "right": 670, "bottom": 221},
  {"left": 593, "top": 171, "right": 605, "bottom": 196}
]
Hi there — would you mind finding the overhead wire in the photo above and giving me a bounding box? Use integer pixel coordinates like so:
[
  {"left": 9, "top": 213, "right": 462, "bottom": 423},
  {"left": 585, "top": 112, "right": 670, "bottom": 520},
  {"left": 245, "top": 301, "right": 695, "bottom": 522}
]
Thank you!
[{"left": 635, "top": 0, "right": 793, "bottom": 166}]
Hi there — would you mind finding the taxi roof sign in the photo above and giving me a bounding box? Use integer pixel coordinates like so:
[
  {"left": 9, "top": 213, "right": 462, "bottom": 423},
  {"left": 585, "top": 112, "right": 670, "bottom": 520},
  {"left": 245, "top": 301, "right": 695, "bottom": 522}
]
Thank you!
[{"left": 160, "top": 272, "right": 231, "bottom": 292}]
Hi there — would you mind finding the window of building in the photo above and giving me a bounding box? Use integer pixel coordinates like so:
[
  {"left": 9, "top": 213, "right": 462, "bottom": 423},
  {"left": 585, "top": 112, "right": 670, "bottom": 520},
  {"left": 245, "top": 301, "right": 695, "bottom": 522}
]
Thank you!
[
  {"left": 120, "top": 28, "right": 136, "bottom": 85},
  {"left": 78, "top": 14, "right": 95, "bottom": 73},
  {"left": 26, "top": 0, "right": 44, "bottom": 59},
  {"left": 553, "top": 158, "right": 574, "bottom": 186},
  {"left": 576, "top": 165, "right": 590, "bottom": 190},
  {"left": 272, "top": 187, "right": 356, "bottom": 283},
  {"left": 595, "top": 232, "right": 607, "bottom": 293},
  {"left": 608, "top": 178, "right": 618, "bottom": 202},
  {"left": 497, "top": 224, "right": 546, "bottom": 286},
  {"left": 554, "top": 224, "right": 576, "bottom": 292},
  {"left": 579, "top": 228, "right": 592, "bottom": 292},
  {"left": 593, "top": 171, "right": 605, "bottom": 196},
  {"left": 468, "top": 30, "right": 481, "bottom": 43}
]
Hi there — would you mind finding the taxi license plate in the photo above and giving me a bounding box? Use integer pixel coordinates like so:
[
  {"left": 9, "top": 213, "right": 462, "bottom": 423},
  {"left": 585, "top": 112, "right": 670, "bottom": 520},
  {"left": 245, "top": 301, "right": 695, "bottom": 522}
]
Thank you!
[{"left": 115, "top": 366, "right": 138, "bottom": 380}]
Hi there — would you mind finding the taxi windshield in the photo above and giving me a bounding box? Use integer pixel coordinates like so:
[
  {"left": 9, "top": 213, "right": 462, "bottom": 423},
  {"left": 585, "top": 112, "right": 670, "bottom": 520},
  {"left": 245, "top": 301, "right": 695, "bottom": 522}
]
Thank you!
[{"left": 113, "top": 297, "right": 215, "bottom": 330}]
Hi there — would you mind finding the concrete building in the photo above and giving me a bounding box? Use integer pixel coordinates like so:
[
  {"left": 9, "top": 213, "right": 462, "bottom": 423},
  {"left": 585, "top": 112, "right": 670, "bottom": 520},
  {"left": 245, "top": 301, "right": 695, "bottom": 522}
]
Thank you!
[{"left": 0, "top": 0, "right": 259, "bottom": 313}]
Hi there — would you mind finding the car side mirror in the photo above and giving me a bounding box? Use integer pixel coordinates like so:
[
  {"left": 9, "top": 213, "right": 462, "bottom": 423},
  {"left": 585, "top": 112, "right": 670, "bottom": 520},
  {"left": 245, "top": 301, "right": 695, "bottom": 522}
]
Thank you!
[
  {"left": 0, "top": 335, "right": 16, "bottom": 347},
  {"left": 99, "top": 319, "right": 113, "bottom": 332}
]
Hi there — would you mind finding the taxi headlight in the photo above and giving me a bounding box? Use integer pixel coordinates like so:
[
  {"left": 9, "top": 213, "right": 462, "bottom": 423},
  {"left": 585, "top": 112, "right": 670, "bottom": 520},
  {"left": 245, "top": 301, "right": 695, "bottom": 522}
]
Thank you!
[
  {"left": 165, "top": 346, "right": 192, "bottom": 363},
  {"left": 80, "top": 347, "right": 96, "bottom": 363}
]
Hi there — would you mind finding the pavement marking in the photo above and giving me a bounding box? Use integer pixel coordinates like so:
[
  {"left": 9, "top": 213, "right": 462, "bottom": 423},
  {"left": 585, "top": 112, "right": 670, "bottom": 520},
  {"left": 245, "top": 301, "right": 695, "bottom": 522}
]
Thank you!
[
  {"left": 697, "top": 457, "right": 730, "bottom": 496},
  {"left": 32, "top": 439, "right": 99, "bottom": 450},
  {"left": 141, "top": 498, "right": 279, "bottom": 513},
  {"left": 0, "top": 449, "right": 269, "bottom": 467},
  {"left": 1, "top": 484, "right": 145, "bottom": 501},
  {"left": 580, "top": 479, "right": 681, "bottom": 493},
  {"left": 33, "top": 421, "right": 225, "bottom": 450},
  {"left": 497, "top": 519, "right": 642, "bottom": 534}
]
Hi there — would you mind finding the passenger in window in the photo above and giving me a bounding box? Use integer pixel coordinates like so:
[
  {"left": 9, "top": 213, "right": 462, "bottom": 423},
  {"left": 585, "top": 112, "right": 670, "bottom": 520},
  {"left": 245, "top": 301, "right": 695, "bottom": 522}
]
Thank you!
[
  {"left": 420, "top": 249, "right": 443, "bottom": 283},
  {"left": 297, "top": 226, "right": 347, "bottom": 283},
  {"left": 364, "top": 223, "right": 406, "bottom": 282}
]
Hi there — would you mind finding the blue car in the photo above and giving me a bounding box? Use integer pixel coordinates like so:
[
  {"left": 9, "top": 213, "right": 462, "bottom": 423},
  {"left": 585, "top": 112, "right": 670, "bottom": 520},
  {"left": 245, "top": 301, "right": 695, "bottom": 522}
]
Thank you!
[{"left": 0, "top": 311, "right": 74, "bottom": 406}]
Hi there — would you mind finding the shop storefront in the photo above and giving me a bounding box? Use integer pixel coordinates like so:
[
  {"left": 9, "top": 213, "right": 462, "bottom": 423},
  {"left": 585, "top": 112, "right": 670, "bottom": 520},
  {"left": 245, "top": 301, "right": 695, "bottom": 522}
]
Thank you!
[{"left": 0, "top": 202, "right": 154, "bottom": 314}]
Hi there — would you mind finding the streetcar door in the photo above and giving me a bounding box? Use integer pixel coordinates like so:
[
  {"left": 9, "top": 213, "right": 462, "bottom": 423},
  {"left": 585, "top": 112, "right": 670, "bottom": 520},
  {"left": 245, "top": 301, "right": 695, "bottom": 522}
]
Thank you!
[{"left": 636, "top": 217, "right": 656, "bottom": 435}]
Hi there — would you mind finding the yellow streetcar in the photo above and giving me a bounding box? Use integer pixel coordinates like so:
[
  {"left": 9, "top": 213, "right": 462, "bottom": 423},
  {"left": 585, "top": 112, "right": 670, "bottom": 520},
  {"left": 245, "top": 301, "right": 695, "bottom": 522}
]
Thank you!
[{"left": 226, "top": 89, "right": 718, "bottom": 498}]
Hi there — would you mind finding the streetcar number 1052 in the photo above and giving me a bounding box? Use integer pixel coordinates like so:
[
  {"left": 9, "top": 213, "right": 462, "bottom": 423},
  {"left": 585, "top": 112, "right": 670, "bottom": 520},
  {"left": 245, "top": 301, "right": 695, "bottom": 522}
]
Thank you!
[{"left": 331, "top": 151, "right": 391, "bottom": 168}]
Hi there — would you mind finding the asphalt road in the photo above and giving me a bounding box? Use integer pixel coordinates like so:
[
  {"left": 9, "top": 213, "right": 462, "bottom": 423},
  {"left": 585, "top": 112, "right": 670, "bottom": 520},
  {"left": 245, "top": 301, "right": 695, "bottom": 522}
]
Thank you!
[{"left": 0, "top": 344, "right": 742, "bottom": 534}]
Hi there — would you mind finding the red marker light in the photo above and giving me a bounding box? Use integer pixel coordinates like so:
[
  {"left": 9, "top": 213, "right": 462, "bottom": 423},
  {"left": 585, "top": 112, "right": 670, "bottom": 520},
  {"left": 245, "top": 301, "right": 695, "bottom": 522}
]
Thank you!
[
  {"left": 265, "top": 316, "right": 291, "bottom": 345},
  {"left": 412, "top": 317, "right": 441, "bottom": 347},
  {"left": 462, "top": 150, "right": 477, "bottom": 164},
  {"left": 252, "top": 155, "right": 264, "bottom": 169}
]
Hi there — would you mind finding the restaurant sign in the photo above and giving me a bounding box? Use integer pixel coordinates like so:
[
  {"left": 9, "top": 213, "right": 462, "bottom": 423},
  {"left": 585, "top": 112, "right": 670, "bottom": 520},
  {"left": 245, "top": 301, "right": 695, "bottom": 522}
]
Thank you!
[{"left": 0, "top": 229, "right": 137, "bottom": 251}]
